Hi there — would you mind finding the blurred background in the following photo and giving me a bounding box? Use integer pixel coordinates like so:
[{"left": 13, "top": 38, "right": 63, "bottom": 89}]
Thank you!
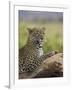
[{"left": 19, "top": 10, "right": 63, "bottom": 53}]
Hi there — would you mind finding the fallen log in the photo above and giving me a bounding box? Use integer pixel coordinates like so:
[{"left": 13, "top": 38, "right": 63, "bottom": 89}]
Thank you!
[{"left": 19, "top": 53, "right": 63, "bottom": 79}]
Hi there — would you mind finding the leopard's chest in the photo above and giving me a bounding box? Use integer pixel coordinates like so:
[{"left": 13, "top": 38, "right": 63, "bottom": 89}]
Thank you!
[
  {"left": 37, "top": 48, "right": 43, "bottom": 57},
  {"left": 28, "top": 48, "right": 43, "bottom": 59}
]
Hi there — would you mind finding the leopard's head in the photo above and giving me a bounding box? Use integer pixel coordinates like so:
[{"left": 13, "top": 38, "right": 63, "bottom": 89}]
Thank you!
[{"left": 27, "top": 27, "right": 45, "bottom": 49}]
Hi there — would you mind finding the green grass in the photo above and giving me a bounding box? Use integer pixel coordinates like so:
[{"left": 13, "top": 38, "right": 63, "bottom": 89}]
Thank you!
[{"left": 19, "top": 21, "right": 63, "bottom": 53}]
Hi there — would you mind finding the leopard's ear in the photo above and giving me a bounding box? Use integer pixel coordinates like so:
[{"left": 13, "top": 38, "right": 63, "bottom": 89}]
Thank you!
[
  {"left": 42, "top": 27, "right": 46, "bottom": 31},
  {"left": 41, "top": 27, "right": 46, "bottom": 34},
  {"left": 27, "top": 28, "right": 33, "bottom": 34}
]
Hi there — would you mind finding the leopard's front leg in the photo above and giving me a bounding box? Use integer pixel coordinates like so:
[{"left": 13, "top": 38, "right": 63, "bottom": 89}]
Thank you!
[{"left": 39, "top": 50, "right": 58, "bottom": 62}]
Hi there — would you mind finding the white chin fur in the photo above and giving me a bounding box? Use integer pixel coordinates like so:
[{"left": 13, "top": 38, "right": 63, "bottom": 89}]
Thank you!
[{"left": 39, "top": 48, "right": 43, "bottom": 57}]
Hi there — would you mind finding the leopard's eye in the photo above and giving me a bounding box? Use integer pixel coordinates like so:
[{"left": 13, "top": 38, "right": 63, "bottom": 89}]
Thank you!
[{"left": 41, "top": 37, "right": 43, "bottom": 40}]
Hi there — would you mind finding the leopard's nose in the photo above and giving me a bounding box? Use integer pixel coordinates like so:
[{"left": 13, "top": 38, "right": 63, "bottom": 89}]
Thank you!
[{"left": 36, "top": 40, "right": 39, "bottom": 44}]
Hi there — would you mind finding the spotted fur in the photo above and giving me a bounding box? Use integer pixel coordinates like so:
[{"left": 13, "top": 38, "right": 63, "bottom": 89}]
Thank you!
[{"left": 19, "top": 27, "right": 56, "bottom": 74}]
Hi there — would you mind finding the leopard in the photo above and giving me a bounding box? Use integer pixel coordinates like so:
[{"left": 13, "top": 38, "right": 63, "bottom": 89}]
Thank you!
[{"left": 19, "top": 27, "right": 57, "bottom": 74}]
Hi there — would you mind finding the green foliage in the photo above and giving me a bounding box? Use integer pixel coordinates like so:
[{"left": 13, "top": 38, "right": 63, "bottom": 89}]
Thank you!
[{"left": 19, "top": 21, "right": 63, "bottom": 53}]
